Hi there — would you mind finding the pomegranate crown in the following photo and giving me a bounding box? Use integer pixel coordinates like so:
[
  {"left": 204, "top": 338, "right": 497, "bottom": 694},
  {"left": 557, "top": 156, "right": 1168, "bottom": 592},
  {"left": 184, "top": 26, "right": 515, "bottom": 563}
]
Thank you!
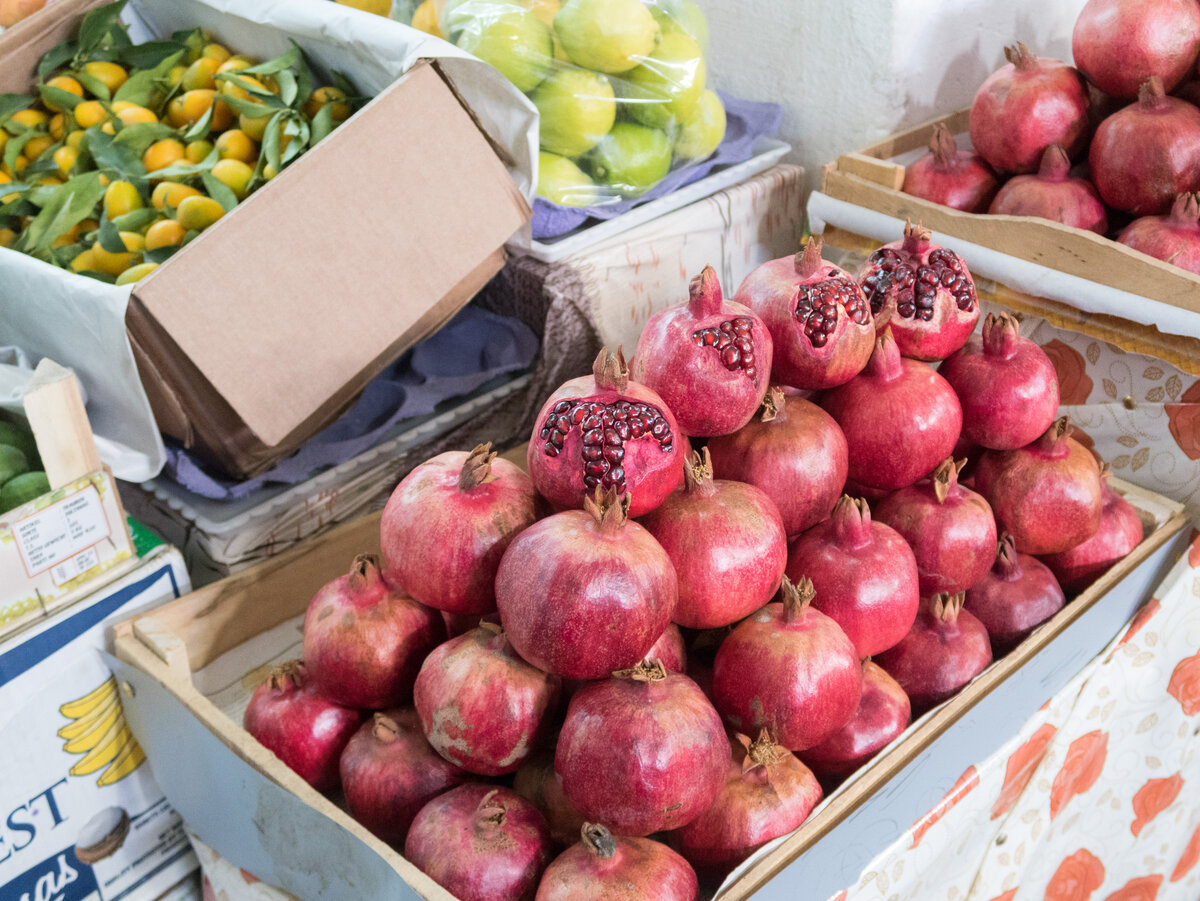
[
  {"left": 583, "top": 485, "right": 631, "bottom": 532},
  {"left": 683, "top": 447, "right": 715, "bottom": 492},
  {"left": 929, "top": 122, "right": 959, "bottom": 165},
  {"left": 737, "top": 729, "right": 785, "bottom": 775},
  {"left": 832, "top": 494, "right": 873, "bottom": 547},
  {"left": 930, "top": 457, "right": 966, "bottom": 504},
  {"left": 458, "top": 442, "right": 498, "bottom": 490},
  {"left": 994, "top": 533, "right": 1022, "bottom": 578},
  {"left": 1038, "top": 144, "right": 1071, "bottom": 181},
  {"left": 865, "top": 327, "right": 904, "bottom": 382},
  {"left": 1004, "top": 42, "right": 1037, "bottom": 71},
  {"left": 780, "top": 575, "right": 816, "bottom": 622},
  {"left": 794, "top": 236, "right": 825, "bottom": 278},
  {"left": 475, "top": 788, "right": 508, "bottom": 831},
  {"left": 759, "top": 386, "right": 786, "bottom": 422},
  {"left": 1138, "top": 76, "right": 1167, "bottom": 108},
  {"left": 592, "top": 346, "right": 629, "bottom": 393},
  {"left": 981, "top": 311, "right": 1021, "bottom": 359},
  {"left": 902, "top": 217, "right": 933, "bottom": 250},
  {"left": 1034, "top": 416, "right": 1073, "bottom": 453},
  {"left": 581, "top": 823, "right": 619, "bottom": 859},
  {"left": 265, "top": 659, "right": 304, "bottom": 692},
  {"left": 372, "top": 711, "right": 401, "bottom": 743},
  {"left": 930, "top": 592, "right": 966, "bottom": 624},
  {"left": 348, "top": 553, "right": 385, "bottom": 595},
  {"left": 1169, "top": 192, "right": 1200, "bottom": 225},
  {"left": 688, "top": 264, "right": 724, "bottom": 317},
  {"left": 614, "top": 658, "right": 668, "bottom": 682}
]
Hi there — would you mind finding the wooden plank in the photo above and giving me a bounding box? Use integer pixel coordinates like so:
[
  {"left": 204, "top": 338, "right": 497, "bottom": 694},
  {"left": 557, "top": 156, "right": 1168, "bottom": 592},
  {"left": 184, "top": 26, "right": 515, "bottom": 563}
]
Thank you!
[
  {"left": 132, "top": 617, "right": 191, "bottom": 679},
  {"left": 835, "top": 152, "right": 904, "bottom": 190},
  {"left": 22, "top": 360, "right": 102, "bottom": 489},
  {"left": 856, "top": 108, "right": 972, "bottom": 160}
]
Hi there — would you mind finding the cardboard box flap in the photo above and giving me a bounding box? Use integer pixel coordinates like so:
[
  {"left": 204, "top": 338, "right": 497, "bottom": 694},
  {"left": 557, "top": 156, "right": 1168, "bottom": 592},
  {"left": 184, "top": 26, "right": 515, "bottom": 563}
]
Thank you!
[{"left": 132, "top": 60, "right": 529, "bottom": 447}]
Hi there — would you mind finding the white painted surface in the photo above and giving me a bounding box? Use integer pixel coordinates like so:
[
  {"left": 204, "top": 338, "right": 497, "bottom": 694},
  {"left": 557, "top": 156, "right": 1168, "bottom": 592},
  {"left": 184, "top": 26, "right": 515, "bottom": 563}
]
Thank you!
[{"left": 702, "top": 0, "right": 1089, "bottom": 191}]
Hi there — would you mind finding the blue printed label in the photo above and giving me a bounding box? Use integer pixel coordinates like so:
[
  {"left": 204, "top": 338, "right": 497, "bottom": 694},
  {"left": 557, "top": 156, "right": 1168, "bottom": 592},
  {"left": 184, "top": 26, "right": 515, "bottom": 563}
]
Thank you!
[{"left": 6, "top": 848, "right": 98, "bottom": 901}]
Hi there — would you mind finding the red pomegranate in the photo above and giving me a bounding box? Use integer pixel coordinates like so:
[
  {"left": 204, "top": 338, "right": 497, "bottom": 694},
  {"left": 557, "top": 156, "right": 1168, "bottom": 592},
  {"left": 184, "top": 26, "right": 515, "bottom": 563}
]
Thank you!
[
  {"left": 673, "top": 730, "right": 822, "bottom": 876},
  {"left": 640, "top": 448, "right": 787, "bottom": 629},
  {"left": 707, "top": 387, "right": 848, "bottom": 538},
  {"left": 495, "top": 488, "right": 676, "bottom": 679},
  {"left": 405, "top": 785, "right": 552, "bottom": 901},
  {"left": 857, "top": 222, "right": 980, "bottom": 361},
  {"left": 875, "top": 593, "right": 993, "bottom": 713},
  {"left": 535, "top": 824, "right": 698, "bottom": 901},
  {"left": 339, "top": 709, "right": 469, "bottom": 846},
  {"left": 631, "top": 265, "right": 772, "bottom": 436},
  {"left": 964, "top": 534, "right": 1065, "bottom": 649},
  {"left": 800, "top": 660, "right": 911, "bottom": 779},
  {"left": 302, "top": 555, "right": 445, "bottom": 709},
  {"left": 874, "top": 458, "right": 998, "bottom": 596},
  {"left": 733, "top": 238, "right": 875, "bottom": 389},
  {"left": 988, "top": 144, "right": 1108, "bottom": 233},
  {"left": 712, "top": 577, "right": 863, "bottom": 750},
  {"left": 243, "top": 661, "right": 363, "bottom": 793},
  {"left": 528, "top": 348, "right": 682, "bottom": 517},
  {"left": 380, "top": 443, "right": 545, "bottom": 615},
  {"left": 1073, "top": 0, "right": 1200, "bottom": 98},
  {"left": 514, "top": 751, "right": 588, "bottom": 849},
  {"left": 414, "top": 623, "right": 561, "bottom": 776},
  {"left": 1040, "top": 470, "right": 1144, "bottom": 593},
  {"left": 820, "top": 329, "right": 963, "bottom": 489},
  {"left": 786, "top": 495, "right": 920, "bottom": 657},
  {"left": 969, "top": 42, "right": 1091, "bottom": 173},
  {"left": 1090, "top": 77, "right": 1200, "bottom": 215},
  {"left": 647, "top": 623, "right": 688, "bottom": 673},
  {"left": 555, "top": 660, "right": 728, "bottom": 836},
  {"left": 902, "top": 123, "right": 1000, "bottom": 213},
  {"left": 973, "top": 417, "right": 1103, "bottom": 555},
  {"left": 1118, "top": 191, "right": 1200, "bottom": 275},
  {"left": 937, "top": 312, "right": 1061, "bottom": 450}
]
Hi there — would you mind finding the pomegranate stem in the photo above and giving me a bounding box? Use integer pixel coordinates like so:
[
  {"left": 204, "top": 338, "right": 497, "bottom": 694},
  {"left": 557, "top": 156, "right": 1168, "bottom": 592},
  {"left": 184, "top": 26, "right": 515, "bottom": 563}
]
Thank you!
[
  {"left": 994, "top": 533, "right": 1022, "bottom": 579},
  {"left": 832, "top": 494, "right": 873, "bottom": 548},
  {"left": 794, "top": 237, "right": 825, "bottom": 279},
  {"left": 781, "top": 575, "right": 816, "bottom": 623},
  {"left": 683, "top": 447, "right": 715, "bottom": 493},
  {"left": 981, "top": 312, "right": 1021, "bottom": 360},
  {"left": 372, "top": 712, "right": 400, "bottom": 743},
  {"left": 582, "top": 823, "right": 618, "bottom": 859},
  {"left": 348, "top": 553, "right": 384, "bottom": 596},
  {"left": 688, "top": 265, "right": 724, "bottom": 318},
  {"left": 592, "top": 346, "right": 630, "bottom": 393},
  {"left": 930, "top": 123, "right": 958, "bottom": 166},
  {"left": 458, "top": 442, "right": 498, "bottom": 490}
]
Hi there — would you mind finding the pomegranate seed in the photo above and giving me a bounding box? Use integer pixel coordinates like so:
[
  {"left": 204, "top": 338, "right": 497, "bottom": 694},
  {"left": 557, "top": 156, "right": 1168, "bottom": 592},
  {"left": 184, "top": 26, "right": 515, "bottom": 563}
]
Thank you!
[
  {"left": 691, "top": 318, "right": 761, "bottom": 381},
  {"left": 794, "top": 274, "right": 870, "bottom": 345},
  {"left": 863, "top": 246, "right": 976, "bottom": 320},
  {"left": 538, "top": 397, "right": 674, "bottom": 486}
]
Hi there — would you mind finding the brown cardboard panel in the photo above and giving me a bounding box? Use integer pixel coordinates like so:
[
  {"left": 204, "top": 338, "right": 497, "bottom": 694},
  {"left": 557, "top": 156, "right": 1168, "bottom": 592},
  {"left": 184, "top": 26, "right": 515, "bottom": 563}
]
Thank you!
[
  {"left": 0, "top": 0, "right": 99, "bottom": 92},
  {"left": 133, "top": 61, "right": 530, "bottom": 447}
]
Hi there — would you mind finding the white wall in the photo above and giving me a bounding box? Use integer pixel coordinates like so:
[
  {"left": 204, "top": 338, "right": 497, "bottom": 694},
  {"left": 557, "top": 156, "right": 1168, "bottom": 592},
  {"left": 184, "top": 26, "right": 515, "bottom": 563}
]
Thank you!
[{"left": 702, "top": 0, "right": 1089, "bottom": 192}]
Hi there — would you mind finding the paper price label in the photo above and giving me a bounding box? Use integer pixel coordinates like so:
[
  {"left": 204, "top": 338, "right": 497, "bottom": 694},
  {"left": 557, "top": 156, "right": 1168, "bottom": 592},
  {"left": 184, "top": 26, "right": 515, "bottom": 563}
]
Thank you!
[{"left": 12, "top": 486, "right": 111, "bottom": 577}]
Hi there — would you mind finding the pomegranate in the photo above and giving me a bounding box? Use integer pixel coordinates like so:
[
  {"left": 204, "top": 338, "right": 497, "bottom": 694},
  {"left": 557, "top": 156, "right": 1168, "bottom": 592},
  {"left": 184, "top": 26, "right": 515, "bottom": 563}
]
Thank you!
[
  {"left": 874, "top": 458, "right": 998, "bottom": 596},
  {"left": 1073, "top": 0, "right": 1200, "bottom": 98},
  {"left": 631, "top": 265, "right": 772, "bottom": 436},
  {"left": 937, "top": 311, "right": 1061, "bottom": 450},
  {"left": 902, "top": 123, "right": 1000, "bottom": 213},
  {"left": 969, "top": 42, "right": 1091, "bottom": 173},
  {"left": 1118, "top": 191, "right": 1200, "bottom": 275},
  {"left": 707, "top": 387, "right": 848, "bottom": 537},
  {"left": 647, "top": 622, "right": 688, "bottom": 673},
  {"left": 712, "top": 577, "right": 863, "bottom": 750},
  {"left": 405, "top": 785, "right": 552, "bottom": 901},
  {"left": 301, "top": 555, "right": 444, "bottom": 709},
  {"left": 243, "top": 661, "right": 363, "bottom": 793},
  {"left": 820, "top": 329, "right": 963, "bottom": 489},
  {"left": 973, "top": 417, "right": 1103, "bottom": 555},
  {"left": 988, "top": 144, "right": 1108, "bottom": 233},
  {"left": 527, "top": 347, "right": 682, "bottom": 516},
  {"left": 380, "top": 442, "right": 545, "bottom": 615},
  {"left": 1040, "top": 470, "right": 1144, "bottom": 593},
  {"left": 495, "top": 488, "right": 676, "bottom": 679},
  {"left": 414, "top": 623, "right": 561, "bottom": 776},
  {"left": 639, "top": 448, "right": 787, "bottom": 629},
  {"left": 733, "top": 238, "right": 875, "bottom": 389},
  {"left": 555, "top": 660, "right": 728, "bottom": 836},
  {"left": 964, "top": 534, "right": 1065, "bottom": 649},
  {"left": 857, "top": 222, "right": 980, "bottom": 361},
  {"left": 875, "top": 593, "right": 993, "bottom": 713},
  {"left": 801, "top": 660, "right": 911, "bottom": 779},
  {"left": 673, "top": 731, "right": 823, "bottom": 876},
  {"left": 1090, "top": 77, "right": 1200, "bottom": 215},
  {"left": 339, "top": 709, "right": 469, "bottom": 846},
  {"left": 514, "top": 751, "right": 588, "bottom": 848},
  {"left": 785, "top": 495, "right": 920, "bottom": 657},
  {"left": 536, "top": 824, "right": 698, "bottom": 901}
]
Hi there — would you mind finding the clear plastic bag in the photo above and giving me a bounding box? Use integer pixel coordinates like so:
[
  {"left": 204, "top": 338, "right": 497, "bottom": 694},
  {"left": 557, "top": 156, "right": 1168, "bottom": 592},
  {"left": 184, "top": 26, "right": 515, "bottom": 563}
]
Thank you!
[{"left": 412, "top": 0, "right": 727, "bottom": 207}]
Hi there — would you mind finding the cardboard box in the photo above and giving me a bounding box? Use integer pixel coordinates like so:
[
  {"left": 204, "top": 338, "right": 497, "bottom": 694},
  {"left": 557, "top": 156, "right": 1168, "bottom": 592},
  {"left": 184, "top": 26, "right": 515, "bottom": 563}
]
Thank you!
[
  {"left": 106, "top": 478, "right": 1187, "bottom": 901},
  {"left": 0, "top": 0, "right": 531, "bottom": 480},
  {"left": 0, "top": 542, "right": 196, "bottom": 901}
]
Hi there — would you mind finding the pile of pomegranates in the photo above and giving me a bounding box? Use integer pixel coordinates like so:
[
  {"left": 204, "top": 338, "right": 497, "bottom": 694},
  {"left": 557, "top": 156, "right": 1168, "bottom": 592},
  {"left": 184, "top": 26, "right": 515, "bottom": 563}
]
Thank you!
[
  {"left": 901, "top": 0, "right": 1200, "bottom": 277},
  {"left": 240, "top": 253, "right": 1146, "bottom": 899}
]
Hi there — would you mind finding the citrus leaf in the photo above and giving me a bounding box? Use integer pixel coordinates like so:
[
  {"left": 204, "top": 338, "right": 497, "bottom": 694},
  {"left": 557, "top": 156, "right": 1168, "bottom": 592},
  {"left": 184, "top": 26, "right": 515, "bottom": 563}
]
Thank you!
[
  {"left": 331, "top": 70, "right": 358, "bottom": 99},
  {"left": 111, "top": 207, "right": 156, "bottom": 232},
  {"left": 38, "top": 42, "right": 78, "bottom": 80},
  {"left": 39, "top": 85, "right": 83, "bottom": 113},
  {"left": 145, "top": 146, "right": 218, "bottom": 181},
  {"left": 0, "top": 94, "right": 34, "bottom": 124},
  {"left": 144, "top": 244, "right": 181, "bottom": 265},
  {"left": 96, "top": 213, "right": 126, "bottom": 253},
  {"left": 50, "top": 242, "right": 84, "bottom": 267},
  {"left": 211, "top": 91, "right": 279, "bottom": 119},
  {"left": 118, "top": 40, "right": 187, "bottom": 71},
  {"left": 242, "top": 46, "right": 303, "bottom": 77},
  {"left": 201, "top": 172, "right": 238, "bottom": 213},
  {"left": 295, "top": 65, "right": 314, "bottom": 115},
  {"left": 113, "top": 121, "right": 177, "bottom": 154},
  {"left": 86, "top": 127, "right": 147, "bottom": 186},
  {"left": 276, "top": 69, "right": 298, "bottom": 108},
  {"left": 281, "top": 118, "right": 308, "bottom": 164},
  {"left": 113, "top": 49, "right": 184, "bottom": 106},
  {"left": 4, "top": 133, "right": 34, "bottom": 173},
  {"left": 309, "top": 102, "right": 334, "bottom": 145},
  {"left": 77, "top": 1, "right": 128, "bottom": 57},
  {"left": 14, "top": 172, "right": 106, "bottom": 255},
  {"left": 73, "top": 70, "right": 111, "bottom": 102},
  {"left": 180, "top": 104, "right": 215, "bottom": 143},
  {"left": 261, "top": 110, "right": 284, "bottom": 173}
]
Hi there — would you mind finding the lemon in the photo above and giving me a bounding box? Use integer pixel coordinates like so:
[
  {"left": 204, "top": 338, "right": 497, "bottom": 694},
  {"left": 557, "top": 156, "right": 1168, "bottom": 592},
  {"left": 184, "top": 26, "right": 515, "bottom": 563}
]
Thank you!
[
  {"left": 650, "top": 0, "right": 708, "bottom": 50},
  {"left": 537, "top": 151, "right": 597, "bottom": 206},
  {"left": 673, "top": 88, "right": 725, "bottom": 161},
  {"left": 624, "top": 32, "right": 705, "bottom": 129},
  {"left": 457, "top": 9, "right": 552, "bottom": 93},
  {"left": 586, "top": 121, "right": 671, "bottom": 196},
  {"left": 553, "top": 0, "right": 659, "bottom": 74},
  {"left": 336, "top": 0, "right": 393, "bottom": 15},
  {"left": 531, "top": 67, "right": 615, "bottom": 157}
]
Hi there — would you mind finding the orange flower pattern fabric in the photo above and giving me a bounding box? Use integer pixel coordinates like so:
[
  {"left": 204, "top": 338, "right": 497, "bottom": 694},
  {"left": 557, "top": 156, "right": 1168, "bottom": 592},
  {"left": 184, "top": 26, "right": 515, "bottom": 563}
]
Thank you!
[
  {"left": 992, "top": 723, "right": 1057, "bottom": 820},
  {"left": 1171, "top": 823, "right": 1200, "bottom": 883},
  {"left": 1044, "top": 849, "right": 1106, "bottom": 901},
  {"left": 1050, "top": 731, "right": 1108, "bottom": 820},
  {"left": 1042, "top": 339, "right": 1095, "bottom": 406},
  {"left": 1130, "top": 773, "right": 1183, "bottom": 837},
  {"left": 909, "top": 766, "right": 980, "bottom": 849},
  {"left": 1101, "top": 874, "right": 1163, "bottom": 901},
  {"left": 1167, "top": 650, "right": 1200, "bottom": 716},
  {"left": 1165, "top": 380, "right": 1200, "bottom": 461}
]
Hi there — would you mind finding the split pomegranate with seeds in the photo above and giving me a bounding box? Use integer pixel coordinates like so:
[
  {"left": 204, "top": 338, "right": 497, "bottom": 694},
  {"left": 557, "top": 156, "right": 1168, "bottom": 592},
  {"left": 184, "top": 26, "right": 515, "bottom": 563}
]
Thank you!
[
  {"left": 902, "top": 122, "right": 999, "bottom": 213},
  {"left": 733, "top": 238, "right": 875, "bottom": 389},
  {"left": 631, "top": 265, "right": 773, "bottom": 436},
  {"left": 857, "top": 221, "right": 979, "bottom": 361},
  {"left": 964, "top": 534, "right": 1065, "bottom": 651},
  {"left": 535, "top": 824, "right": 699, "bottom": 901},
  {"left": 528, "top": 347, "right": 682, "bottom": 517}
]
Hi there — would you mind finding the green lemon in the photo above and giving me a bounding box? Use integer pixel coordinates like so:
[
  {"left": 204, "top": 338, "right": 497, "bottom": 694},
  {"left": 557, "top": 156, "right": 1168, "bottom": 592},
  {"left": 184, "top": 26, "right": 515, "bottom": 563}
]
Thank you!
[
  {"left": 442, "top": 0, "right": 522, "bottom": 41},
  {"left": 532, "top": 67, "right": 616, "bottom": 157},
  {"left": 1, "top": 471, "right": 49, "bottom": 513},
  {"left": 650, "top": 0, "right": 708, "bottom": 50},
  {"left": 586, "top": 121, "right": 671, "bottom": 196},
  {"left": 553, "top": 0, "right": 659, "bottom": 74},
  {"left": 0, "top": 444, "right": 29, "bottom": 488},
  {"left": 624, "top": 32, "right": 706, "bottom": 128},
  {"left": 0, "top": 420, "right": 38, "bottom": 468},
  {"left": 537, "top": 151, "right": 598, "bottom": 206},
  {"left": 457, "top": 9, "right": 553, "bottom": 92},
  {"left": 674, "top": 88, "right": 725, "bottom": 161}
]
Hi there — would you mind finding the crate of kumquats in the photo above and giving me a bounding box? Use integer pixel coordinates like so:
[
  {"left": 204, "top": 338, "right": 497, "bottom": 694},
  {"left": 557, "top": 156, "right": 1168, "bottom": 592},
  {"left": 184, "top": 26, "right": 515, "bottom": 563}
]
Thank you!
[{"left": 0, "top": 0, "right": 535, "bottom": 482}]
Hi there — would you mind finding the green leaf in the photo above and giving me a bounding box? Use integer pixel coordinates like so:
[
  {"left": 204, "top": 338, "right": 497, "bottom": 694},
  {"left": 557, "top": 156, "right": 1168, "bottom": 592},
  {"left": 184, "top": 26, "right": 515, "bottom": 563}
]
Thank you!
[
  {"left": 145, "top": 147, "right": 218, "bottom": 181},
  {"left": 113, "top": 121, "right": 177, "bottom": 154},
  {"left": 118, "top": 40, "right": 186, "bottom": 71},
  {"left": 201, "top": 171, "right": 238, "bottom": 213},
  {"left": 280, "top": 118, "right": 308, "bottom": 165},
  {"left": 38, "top": 42, "right": 78, "bottom": 80},
  {"left": 0, "top": 191, "right": 37, "bottom": 218},
  {"left": 96, "top": 213, "right": 126, "bottom": 253},
  {"left": 77, "top": 2, "right": 129, "bottom": 57},
  {"left": 212, "top": 91, "right": 280, "bottom": 119},
  {"left": 14, "top": 172, "right": 106, "bottom": 255},
  {"left": 73, "top": 70, "right": 111, "bottom": 102},
  {"left": 331, "top": 70, "right": 358, "bottom": 98},
  {"left": 50, "top": 242, "right": 84, "bottom": 268},
  {"left": 242, "top": 46, "right": 303, "bottom": 77},
  {"left": 144, "top": 244, "right": 182, "bottom": 265},
  {"left": 309, "top": 102, "right": 334, "bottom": 146},
  {"left": 180, "top": 104, "right": 214, "bottom": 143},
  {"left": 275, "top": 69, "right": 299, "bottom": 108},
  {"left": 5, "top": 133, "right": 34, "bottom": 173},
  {"left": 38, "top": 85, "right": 83, "bottom": 113},
  {"left": 0, "top": 94, "right": 34, "bottom": 124},
  {"left": 113, "top": 49, "right": 184, "bottom": 106},
  {"left": 111, "top": 207, "right": 156, "bottom": 232},
  {"left": 261, "top": 110, "right": 285, "bottom": 174},
  {"left": 86, "top": 127, "right": 147, "bottom": 186}
]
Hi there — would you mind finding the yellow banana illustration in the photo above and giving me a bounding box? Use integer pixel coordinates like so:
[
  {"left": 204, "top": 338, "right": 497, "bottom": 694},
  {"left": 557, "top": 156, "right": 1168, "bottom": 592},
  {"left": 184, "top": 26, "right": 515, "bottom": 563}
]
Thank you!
[
  {"left": 58, "top": 676, "right": 117, "bottom": 718},
  {"left": 97, "top": 740, "right": 146, "bottom": 786},
  {"left": 57, "top": 693, "right": 119, "bottom": 741},
  {"left": 70, "top": 723, "right": 131, "bottom": 777},
  {"left": 63, "top": 701, "right": 123, "bottom": 754}
]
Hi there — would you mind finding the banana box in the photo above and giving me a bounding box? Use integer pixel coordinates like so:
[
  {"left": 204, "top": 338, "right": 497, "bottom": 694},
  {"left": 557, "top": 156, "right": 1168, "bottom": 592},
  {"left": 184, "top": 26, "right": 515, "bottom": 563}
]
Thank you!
[{"left": 0, "top": 542, "right": 196, "bottom": 901}]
